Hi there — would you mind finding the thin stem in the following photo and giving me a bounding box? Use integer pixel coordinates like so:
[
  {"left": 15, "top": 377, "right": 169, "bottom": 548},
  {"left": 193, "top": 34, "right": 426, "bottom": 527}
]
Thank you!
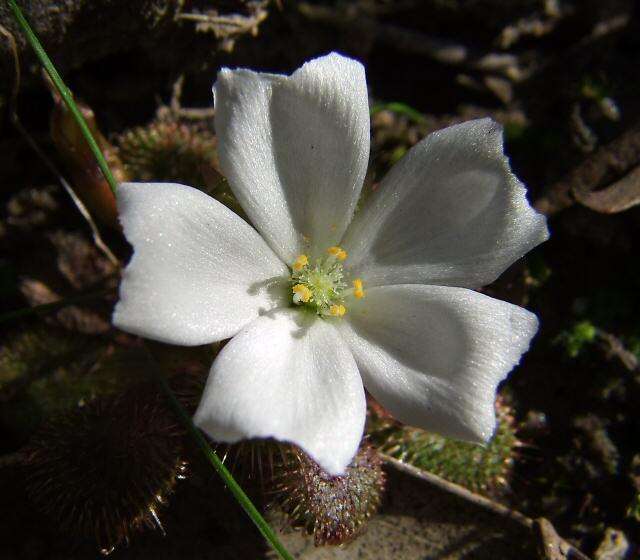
[
  {"left": 7, "top": 0, "right": 118, "bottom": 195},
  {"left": 146, "top": 348, "right": 295, "bottom": 560},
  {"left": 8, "top": 3, "right": 294, "bottom": 558},
  {"left": 382, "top": 453, "right": 533, "bottom": 529},
  {"left": 382, "top": 454, "right": 591, "bottom": 560},
  {"left": 0, "top": 22, "right": 119, "bottom": 266}
]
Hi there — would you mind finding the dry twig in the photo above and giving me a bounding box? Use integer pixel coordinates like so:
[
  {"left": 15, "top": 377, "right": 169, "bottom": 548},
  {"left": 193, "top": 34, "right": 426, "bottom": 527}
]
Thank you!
[
  {"left": 297, "top": 2, "right": 525, "bottom": 78},
  {"left": 175, "top": 1, "right": 270, "bottom": 51},
  {"left": 383, "top": 454, "right": 591, "bottom": 560},
  {"left": 156, "top": 74, "right": 216, "bottom": 122},
  {"left": 596, "top": 330, "right": 640, "bottom": 372},
  {"left": 0, "top": 24, "right": 119, "bottom": 267},
  {"left": 535, "top": 121, "right": 640, "bottom": 215}
]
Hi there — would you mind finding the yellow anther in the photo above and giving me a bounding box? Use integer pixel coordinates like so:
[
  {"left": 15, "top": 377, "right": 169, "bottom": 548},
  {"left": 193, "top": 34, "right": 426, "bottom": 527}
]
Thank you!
[
  {"left": 292, "top": 284, "right": 312, "bottom": 303},
  {"left": 353, "top": 278, "right": 365, "bottom": 299},
  {"left": 327, "top": 246, "right": 348, "bottom": 261},
  {"left": 329, "top": 304, "right": 346, "bottom": 317},
  {"left": 292, "top": 254, "right": 309, "bottom": 271}
]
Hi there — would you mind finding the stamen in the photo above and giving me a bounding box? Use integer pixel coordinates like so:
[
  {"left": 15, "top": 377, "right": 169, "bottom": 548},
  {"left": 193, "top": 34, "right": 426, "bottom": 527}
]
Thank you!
[
  {"left": 327, "top": 246, "right": 348, "bottom": 261},
  {"left": 353, "top": 278, "right": 365, "bottom": 299},
  {"left": 289, "top": 247, "right": 359, "bottom": 317},
  {"left": 292, "top": 254, "right": 309, "bottom": 271},
  {"left": 292, "top": 284, "right": 312, "bottom": 303},
  {"left": 329, "top": 304, "right": 346, "bottom": 317}
]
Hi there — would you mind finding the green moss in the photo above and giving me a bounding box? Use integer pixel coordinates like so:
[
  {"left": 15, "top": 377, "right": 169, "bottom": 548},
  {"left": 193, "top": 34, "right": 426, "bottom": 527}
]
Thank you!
[
  {"left": 555, "top": 320, "right": 598, "bottom": 359},
  {"left": 1, "top": 327, "right": 156, "bottom": 444},
  {"left": 503, "top": 121, "right": 527, "bottom": 142},
  {"left": 389, "top": 145, "right": 408, "bottom": 165},
  {"left": 526, "top": 250, "right": 552, "bottom": 288},
  {"left": 0, "top": 326, "right": 100, "bottom": 444},
  {"left": 0, "top": 326, "right": 87, "bottom": 390},
  {"left": 505, "top": 123, "right": 563, "bottom": 156},
  {"left": 370, "top": 101, "right": 427, "bottom": 124}
]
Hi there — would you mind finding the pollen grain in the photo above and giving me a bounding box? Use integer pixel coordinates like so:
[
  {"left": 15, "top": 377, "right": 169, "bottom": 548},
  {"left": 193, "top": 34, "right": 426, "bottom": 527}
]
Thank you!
[
  {"left": 292, "top": 254, "right": 309, "bottom": 271},
  {"left": 329, "top": 304, "right": 347, "bottom": 317},
  {"left": 292, "top": 284, "right": 312, "bottom": 303},
  {"left": 327, "top": 246, "right": 348, "bottom": 261},
  {"left": 353, "top": 278, "right": 365, "bottom": 299}
]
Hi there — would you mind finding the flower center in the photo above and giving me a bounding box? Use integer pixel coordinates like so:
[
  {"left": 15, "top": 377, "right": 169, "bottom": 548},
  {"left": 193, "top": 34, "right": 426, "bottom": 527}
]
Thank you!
[{"left": 290, "top": 247, "right": 365, "bottom": 317}]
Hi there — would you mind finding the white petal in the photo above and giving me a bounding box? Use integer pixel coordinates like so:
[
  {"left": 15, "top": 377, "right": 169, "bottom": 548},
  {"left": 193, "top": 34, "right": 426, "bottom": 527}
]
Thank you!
[
  {"left": 214, "top": 52, "right": 370, "bottom": 264},
  {"left": 337, "top": 285, "right": 538, "bottom": 442},
  {"left": 194, "top": 309, "right": 366, "bottom": 475},
  {"left": 113, "top": 182, "right": 289, "bottom": 346},
  {"left": 342, "top": 119, "right": 548, "bottom": 288}
]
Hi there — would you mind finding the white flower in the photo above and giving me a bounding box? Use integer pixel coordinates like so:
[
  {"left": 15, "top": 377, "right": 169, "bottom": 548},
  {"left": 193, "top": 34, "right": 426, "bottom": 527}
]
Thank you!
[{"left": 113, "top": 52, "right": 548, "bottom": 475}]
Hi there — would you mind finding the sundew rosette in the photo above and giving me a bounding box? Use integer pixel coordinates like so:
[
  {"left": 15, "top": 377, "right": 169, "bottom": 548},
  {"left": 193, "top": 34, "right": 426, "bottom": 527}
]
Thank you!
[{"left": 112, "top": 52, "right": 548, "bottom": 476}]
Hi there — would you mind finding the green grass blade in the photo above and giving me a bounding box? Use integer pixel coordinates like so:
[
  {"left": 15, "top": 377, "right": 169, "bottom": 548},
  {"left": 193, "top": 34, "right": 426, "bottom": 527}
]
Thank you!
[
  {"left": 8, "top": 0, "right": 118, "bottom": 195},
  {"left": 8, "top": 2, "right": 294, "bottom": 557},
  {"left": 146, "top": 348, "right": 295, "bottom": 560},
  {"left": 370, "top": 101, "right": 427, "bottom": 124}
]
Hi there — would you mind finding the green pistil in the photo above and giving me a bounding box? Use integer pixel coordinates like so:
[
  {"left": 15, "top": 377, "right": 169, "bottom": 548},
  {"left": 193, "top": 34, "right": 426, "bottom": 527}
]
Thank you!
[{"left": 291, "top": 257, "right": 347, "bottom": 315}]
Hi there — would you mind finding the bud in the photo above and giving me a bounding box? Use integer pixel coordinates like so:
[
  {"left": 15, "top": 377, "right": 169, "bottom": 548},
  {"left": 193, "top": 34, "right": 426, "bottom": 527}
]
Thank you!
[
  {"left": 117, "top": 120, "right": 245, "bottom": 216},
  {"left": 118, "top": 121, "right": 216, "bottom": 187},
  {"left": 272, "top": 443, "right": 385, "bottom": 546},
  {"left": 48, "top": 80, "right": 126, "bottom": 229},
  {"left": 24, "top": 382, "right": 188, "bottom": 554}
]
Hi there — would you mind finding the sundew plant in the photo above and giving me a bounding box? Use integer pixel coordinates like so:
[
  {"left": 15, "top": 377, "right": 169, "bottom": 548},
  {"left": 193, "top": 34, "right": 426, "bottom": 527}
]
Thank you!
[{"left": 4, "top": 2, "right": 635, "bottom": 560}]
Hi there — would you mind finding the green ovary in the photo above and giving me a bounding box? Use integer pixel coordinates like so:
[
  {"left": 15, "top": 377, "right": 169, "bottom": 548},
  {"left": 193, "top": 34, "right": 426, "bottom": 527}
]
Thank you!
[{"left": 290, "top": 246, "right": 363, "bottom": 317}]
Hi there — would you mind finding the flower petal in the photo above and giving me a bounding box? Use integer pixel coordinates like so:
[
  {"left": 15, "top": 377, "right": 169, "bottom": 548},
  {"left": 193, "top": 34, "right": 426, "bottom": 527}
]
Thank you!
[
  {"left": 214, "top": 52, "right": 370, "bottom": 264},
  {"left": 194, "top": 309, "right": 366, "bottom": 475},
  {"left": 113, "top": 182, "right": 289, "bottom": 345},
  {"left": 342, "top": 118, "right": 548, "bottom": 288},
  {"left": 337, "top": 284, "right": 538, "bottom": 442}
]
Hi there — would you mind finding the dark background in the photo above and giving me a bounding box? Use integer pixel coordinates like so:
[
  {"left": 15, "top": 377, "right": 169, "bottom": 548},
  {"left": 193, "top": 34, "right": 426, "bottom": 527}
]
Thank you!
[{"left": 1, "top": 1, "right": 639, "bottom": 558}]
